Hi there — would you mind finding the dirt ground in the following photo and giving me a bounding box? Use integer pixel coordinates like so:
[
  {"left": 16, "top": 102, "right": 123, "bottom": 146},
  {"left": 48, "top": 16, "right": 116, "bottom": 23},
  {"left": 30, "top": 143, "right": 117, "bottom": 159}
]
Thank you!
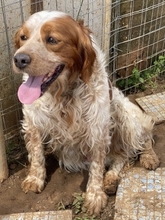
[{"left": 0, "top": 89, "right": 165, "bottom": 220}]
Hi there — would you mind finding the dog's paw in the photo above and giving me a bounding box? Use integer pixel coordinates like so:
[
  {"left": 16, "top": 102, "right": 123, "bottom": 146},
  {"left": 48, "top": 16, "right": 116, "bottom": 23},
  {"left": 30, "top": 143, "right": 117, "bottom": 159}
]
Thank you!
[
  {"left": 140, "top": 153, "right": 160, "bottom": 170},
  {"left": 84, "top": 188, "right": 107, "bottom": 215},
  {"left": 103, "top": 171, "right": 120, "bottom": 195},
  {"left": 21, "top": 176, "right": 45, "bottom": 193}
]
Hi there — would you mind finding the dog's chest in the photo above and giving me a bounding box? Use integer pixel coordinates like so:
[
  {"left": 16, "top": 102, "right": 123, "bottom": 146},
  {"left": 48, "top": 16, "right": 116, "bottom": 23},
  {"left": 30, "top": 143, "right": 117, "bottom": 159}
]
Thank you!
[
  {"left": 24, "top": 77, "right": 110, "bottom": 149},
  {"left": 25, "top": 94, "right": 86, "bottom": 142}
]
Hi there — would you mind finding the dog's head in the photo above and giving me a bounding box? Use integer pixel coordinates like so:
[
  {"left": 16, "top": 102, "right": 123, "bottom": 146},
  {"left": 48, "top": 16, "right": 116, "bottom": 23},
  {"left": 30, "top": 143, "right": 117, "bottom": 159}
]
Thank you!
[{"left": 13, "top": 11, "right": 96, "bottom": 104}]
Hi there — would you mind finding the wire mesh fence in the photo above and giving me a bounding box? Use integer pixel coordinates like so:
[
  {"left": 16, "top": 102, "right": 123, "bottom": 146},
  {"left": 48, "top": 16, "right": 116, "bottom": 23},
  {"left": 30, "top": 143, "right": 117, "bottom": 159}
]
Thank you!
[
  {"left": 110, "top": 0, "right": 165, "bottom": 92},
  {"left": 0, "top": 0, "right": 165, "bottom": 148}
]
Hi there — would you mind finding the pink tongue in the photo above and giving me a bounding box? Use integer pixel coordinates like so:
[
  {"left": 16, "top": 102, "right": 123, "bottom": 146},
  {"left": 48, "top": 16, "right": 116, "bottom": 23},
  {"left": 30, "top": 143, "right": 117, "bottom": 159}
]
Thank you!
[{"left": 18, "top": 75, "right": 45, "bottom": 104}]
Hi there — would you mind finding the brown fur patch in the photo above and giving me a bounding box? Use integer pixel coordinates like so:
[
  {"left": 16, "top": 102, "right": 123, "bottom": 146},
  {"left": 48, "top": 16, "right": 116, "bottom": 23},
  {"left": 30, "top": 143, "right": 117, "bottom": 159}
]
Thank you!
[
  {"left": 41, "top": 16, "right": 96, "bottom": 83},
  {"left": 14, "top": 24, "right": 30, "bottom": 49}
]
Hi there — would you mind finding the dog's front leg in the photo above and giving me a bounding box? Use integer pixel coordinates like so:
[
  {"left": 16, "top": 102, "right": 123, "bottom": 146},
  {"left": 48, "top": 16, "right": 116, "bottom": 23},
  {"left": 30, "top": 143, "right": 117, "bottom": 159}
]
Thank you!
[
  {"left": 84, "top": 146, "right": 107, "bottom": 215},
  {"left": 21, "top": 127, "right": 46, "bottom": 193}
]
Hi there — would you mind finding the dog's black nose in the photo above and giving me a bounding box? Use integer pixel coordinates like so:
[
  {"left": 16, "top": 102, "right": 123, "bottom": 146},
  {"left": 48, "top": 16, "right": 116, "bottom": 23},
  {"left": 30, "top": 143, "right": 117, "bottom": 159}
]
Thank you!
[{"left": 14, "top": 53, "right": 31, "bottom": 69}]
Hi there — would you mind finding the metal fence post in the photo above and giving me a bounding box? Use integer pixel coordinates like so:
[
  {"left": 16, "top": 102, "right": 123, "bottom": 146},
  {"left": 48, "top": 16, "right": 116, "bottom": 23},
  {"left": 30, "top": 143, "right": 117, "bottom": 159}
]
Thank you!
[{"left": 0, "top": 113, "right": 8, "bottom": 182}]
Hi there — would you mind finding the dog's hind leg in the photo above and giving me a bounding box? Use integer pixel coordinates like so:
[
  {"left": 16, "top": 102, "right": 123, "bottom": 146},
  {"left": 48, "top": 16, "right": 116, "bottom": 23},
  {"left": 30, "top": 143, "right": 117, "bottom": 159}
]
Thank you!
[
  {"left": 103, "top": 156, "right": 125, "bottom": 195},
  {"left": 140, "top": 138, "right": 160, "bottom": 170}
]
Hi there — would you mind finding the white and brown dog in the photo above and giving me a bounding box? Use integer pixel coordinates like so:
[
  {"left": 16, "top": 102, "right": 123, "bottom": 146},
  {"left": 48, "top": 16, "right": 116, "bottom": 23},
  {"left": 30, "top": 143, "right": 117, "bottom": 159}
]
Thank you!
[{"left": 13, "top": 11, "right": 159, "bottom": 215}]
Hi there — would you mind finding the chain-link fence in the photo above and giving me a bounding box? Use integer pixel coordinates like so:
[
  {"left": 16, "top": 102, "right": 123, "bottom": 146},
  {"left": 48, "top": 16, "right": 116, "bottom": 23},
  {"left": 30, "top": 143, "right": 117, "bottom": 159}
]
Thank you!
[{"left": 0, "top": 0, "right": 165, "bottom": 149}]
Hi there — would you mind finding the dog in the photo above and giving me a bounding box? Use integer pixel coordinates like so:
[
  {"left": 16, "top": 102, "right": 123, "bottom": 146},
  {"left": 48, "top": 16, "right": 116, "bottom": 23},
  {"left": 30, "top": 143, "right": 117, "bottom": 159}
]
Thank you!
[{"left": 13, "top": 11, "right": 159, "bottom": 215}]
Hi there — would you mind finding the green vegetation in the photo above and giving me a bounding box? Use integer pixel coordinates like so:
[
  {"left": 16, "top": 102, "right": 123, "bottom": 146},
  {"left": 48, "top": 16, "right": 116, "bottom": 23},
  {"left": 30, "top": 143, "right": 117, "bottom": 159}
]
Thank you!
[
  {"left": 116, "top": 55, "right": 165, "bottom": 92},
  {"left": 72, "top": 193, "right": 99, "bottom": 220},
  {"left": 72, "top": 193, "right": 85, "bottom": 215},
  {"left": 57, "top": 193, "right": 100, "bottom": 220},
  {"left": 57, "top": 200, "right": 65, "bottom": 210}
]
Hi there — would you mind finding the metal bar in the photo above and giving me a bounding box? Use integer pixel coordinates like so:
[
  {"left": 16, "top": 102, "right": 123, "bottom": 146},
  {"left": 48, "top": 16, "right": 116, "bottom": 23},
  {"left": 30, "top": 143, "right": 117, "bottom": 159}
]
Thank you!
[{"left": 0, "top": 111, "right": 8, "bottom": 182}]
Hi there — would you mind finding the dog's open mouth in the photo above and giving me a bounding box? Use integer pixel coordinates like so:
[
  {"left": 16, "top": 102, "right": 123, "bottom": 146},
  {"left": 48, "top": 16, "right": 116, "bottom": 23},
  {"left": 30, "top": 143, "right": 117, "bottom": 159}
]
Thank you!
[
  {"left": 41, "top": 64, "right": 65, "bottom": 94},
  {"left": 17, "top": 64, "right": 65, "bottom": 104}
]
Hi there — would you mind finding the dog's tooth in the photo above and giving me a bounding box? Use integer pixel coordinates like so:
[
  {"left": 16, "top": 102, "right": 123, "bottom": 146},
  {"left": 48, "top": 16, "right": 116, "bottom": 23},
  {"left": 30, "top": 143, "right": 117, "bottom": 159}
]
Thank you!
[
  {"left": 48, "top": 73, "right": 51, "bottom": 77},
  {"left": 43, "top": 76, "right": 48, "bottom": 82}
]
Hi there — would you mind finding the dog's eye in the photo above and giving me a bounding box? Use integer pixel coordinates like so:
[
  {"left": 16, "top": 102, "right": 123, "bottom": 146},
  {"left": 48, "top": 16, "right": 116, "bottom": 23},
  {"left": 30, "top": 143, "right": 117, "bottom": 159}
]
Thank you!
[
  {"left": 20, "top": 35, "right": 27, "bottom": 41},
  {"left": 46, "top": 37, "right": 59, "bottom": 45}
]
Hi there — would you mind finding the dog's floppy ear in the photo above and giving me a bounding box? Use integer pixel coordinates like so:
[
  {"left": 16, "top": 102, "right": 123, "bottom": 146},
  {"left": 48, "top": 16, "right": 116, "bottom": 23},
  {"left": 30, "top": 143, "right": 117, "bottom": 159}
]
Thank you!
[{"left": 77, "top": 20, "right": 96, "bottom": 83}]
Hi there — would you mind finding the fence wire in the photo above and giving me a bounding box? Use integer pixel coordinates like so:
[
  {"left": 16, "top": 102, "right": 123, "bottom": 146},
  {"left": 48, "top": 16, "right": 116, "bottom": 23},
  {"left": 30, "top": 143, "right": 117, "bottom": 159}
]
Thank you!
[
  {"left": 110, "top": 0, "right": 165, "bottom": 92},
  {"left": 0, "top": 0, "right": 165, "bottom": 147}
]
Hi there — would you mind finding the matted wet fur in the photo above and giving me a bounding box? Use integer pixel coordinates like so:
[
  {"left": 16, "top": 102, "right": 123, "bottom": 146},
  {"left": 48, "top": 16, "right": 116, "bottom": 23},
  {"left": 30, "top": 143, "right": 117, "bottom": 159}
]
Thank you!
[
  {"left": 104, "top": 87, "right": 160, "bottom": 194},
  {"left": 13, "top": 11, "right": 159, "bottom": 215}
]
